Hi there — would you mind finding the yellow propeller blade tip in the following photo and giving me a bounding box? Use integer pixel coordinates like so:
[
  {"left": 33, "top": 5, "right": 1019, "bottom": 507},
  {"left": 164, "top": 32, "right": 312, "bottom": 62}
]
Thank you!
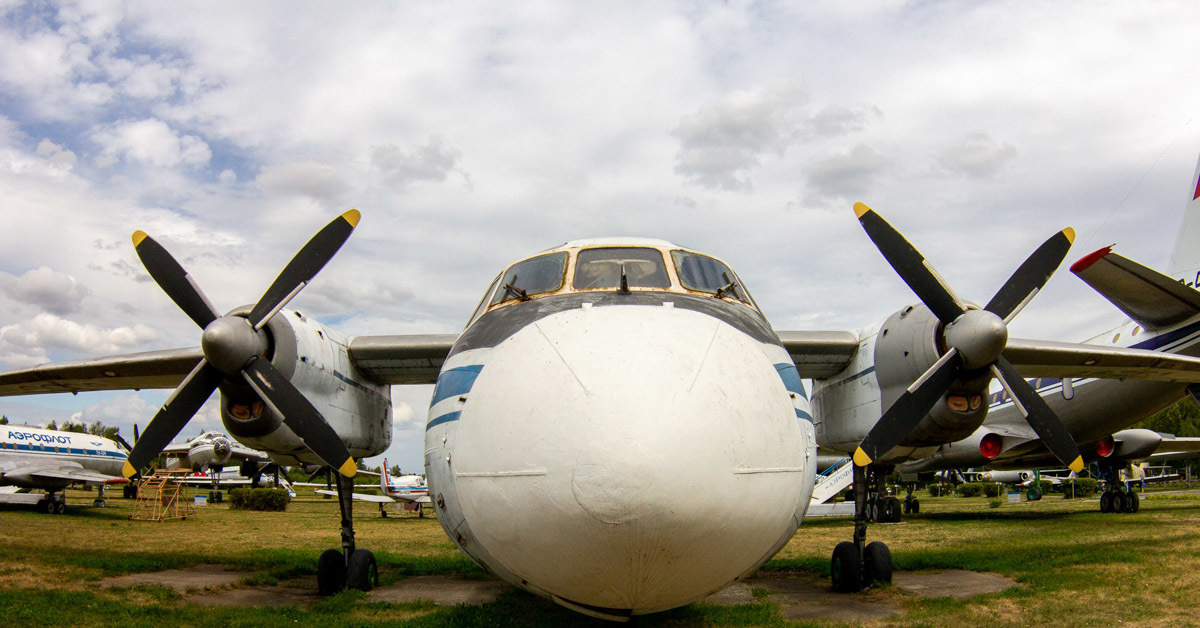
[
  {"left": 1068, "top": 456, "right": 1084, "bottom": 474},
  {"left": 1062, "top": 227, "right": 1076, "bottom": 244},
  {"left": 122, "top": 461, "right": 137, "bottom": 478},
  {"left": 853, "top": 447, "right": 873, "bottom": 467},
  {"left": 853, "top": 202, "right": 873, "bottom": 219},
  {"left": 338, "top": 458, "right": 358, "bottom": 478},
  {"left": 341, "top": 209, "right": 361, "bottom": 228},
  {"left": 131, "top": 231, "right": 148, "bottom": 247}
]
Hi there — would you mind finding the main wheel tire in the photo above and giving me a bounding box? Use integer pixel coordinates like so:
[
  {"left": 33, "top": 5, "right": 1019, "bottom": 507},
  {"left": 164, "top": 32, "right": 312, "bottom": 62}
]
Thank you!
[
  {"left": 887, "top": 497, "right": 902, "bottom": 522},
  {"left": 317, "top": 549, "right": 347, "bottom": 596},
  {"left": 831, "top": 541, "right": 863, "bottom": 593},
  {"left": 862, "top": 541, "right": 893, "bottom": 586},
  {"left": 1026, "top": 487, "right": 1042, "bottom": 501},
  {"left": 1100, "top": 491, "right": 1112, "bottom": 513},
  {"left": 1127, "top": 491, "right": 1140, "bottom": 513},
  {"left": 54, "top": 501, "right": 66, "bottom": 515},
  {"left": 1112, "top": 492, "right": 1128, "bottom": 513},
  {"left": 346, "top": 549, "right": 379, "bottom": 592},
  {"left": 911, "top": 498, "right": 920, "bottom": 514}
]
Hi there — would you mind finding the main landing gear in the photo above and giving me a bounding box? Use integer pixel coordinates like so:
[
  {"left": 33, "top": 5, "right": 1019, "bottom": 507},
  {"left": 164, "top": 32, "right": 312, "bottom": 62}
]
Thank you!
[
  {"left": 831, "top": 464, "right": 895, "bottom": 593},
  {"left": 317, "top": 473, "right": 378, "bottom": 595},
  {"left": 1096, "top": 463, "right": 1140, "bottom": 514},
  {"left": 902, "top": 482, "right": 920, "bottom": 515},
  {"left": 35, "top": 493, "right": 67, "bottom": 515}
]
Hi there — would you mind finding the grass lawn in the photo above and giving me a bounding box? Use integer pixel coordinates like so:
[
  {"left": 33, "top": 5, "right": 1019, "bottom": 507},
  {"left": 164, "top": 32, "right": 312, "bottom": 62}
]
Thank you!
[{"left": 1, "top": 486, "right": 1198, "bottom": 626}]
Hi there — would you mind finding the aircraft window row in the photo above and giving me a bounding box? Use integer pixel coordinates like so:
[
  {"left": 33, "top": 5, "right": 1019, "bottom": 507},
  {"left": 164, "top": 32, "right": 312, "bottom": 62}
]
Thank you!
[
  {"left": 671, "top": 250, "right": 746, "bottom": 301},
  {"left": 491, "top": 252, "right": 568, "bottom": 305},
  {"left": 573, "top": 247, "right": 671, "bottom": 290}
]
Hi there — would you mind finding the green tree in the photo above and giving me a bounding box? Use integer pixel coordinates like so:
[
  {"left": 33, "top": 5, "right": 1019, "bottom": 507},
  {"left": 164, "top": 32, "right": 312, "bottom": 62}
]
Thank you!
[
  {"left": 1133, "top": 397, "right": 1200, "bottom": 437},
  {"left": 0, "top": 415, "right": 8, "bottom": 425}
]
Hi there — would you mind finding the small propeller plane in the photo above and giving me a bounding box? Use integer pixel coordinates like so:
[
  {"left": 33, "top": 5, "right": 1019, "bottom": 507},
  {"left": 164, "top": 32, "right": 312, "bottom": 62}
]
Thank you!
[
  {"left": 313, "top": 458, "right": 430, "bottom": 517},
  {"left": 6, "top": 156, "right": 1200, "bottom": 618}
]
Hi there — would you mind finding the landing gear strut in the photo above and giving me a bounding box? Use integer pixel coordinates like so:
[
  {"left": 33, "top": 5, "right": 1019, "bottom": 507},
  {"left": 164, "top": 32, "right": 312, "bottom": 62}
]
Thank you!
[
  {"left": 831, "top": 464, "right": 895, "bottom": 593},
  {"left": 1097, "top": 463, "right": 1140, "bottom": 514},
  {"left": 317, "top": 472, "right": 378, "bottom": 595},
  {"left": 35, "top": 493, "right": 67, "bottom": 515}
]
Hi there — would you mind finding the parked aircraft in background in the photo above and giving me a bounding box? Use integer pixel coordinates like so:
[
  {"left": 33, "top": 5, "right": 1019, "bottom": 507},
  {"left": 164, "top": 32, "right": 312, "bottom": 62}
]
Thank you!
[
  {"left": 158, "top": 431, "right": 272, "bottom": 500},
  {"left": 314, "top": 458, "right": 429, "bottom": 517},
  {"left": 0, "top": 424, "right": 128, "bottom": 513},
  {"left": 6, "top": 156, "right": 1200, "bottom": 616}
]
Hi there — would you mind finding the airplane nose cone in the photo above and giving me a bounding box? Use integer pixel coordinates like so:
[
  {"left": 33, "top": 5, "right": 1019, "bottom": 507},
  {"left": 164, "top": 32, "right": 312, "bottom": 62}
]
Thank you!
[{"left": 448, "top": 305, "right": 809, "bottom": 614}]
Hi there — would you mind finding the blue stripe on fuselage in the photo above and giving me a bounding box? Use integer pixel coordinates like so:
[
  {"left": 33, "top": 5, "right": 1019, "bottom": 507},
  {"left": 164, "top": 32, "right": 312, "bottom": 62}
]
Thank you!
[{"left": 431, "top": 365, "right": 484, "bottom": 406}]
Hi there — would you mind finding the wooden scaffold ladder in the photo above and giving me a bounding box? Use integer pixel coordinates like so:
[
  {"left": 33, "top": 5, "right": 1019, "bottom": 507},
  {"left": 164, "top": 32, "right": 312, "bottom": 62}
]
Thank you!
[{"left": 129, "top": 468, "right": 195, "bottom": 522}]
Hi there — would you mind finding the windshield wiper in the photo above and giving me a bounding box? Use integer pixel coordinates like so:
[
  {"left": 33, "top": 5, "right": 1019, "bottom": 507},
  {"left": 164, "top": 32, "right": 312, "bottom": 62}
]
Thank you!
[
  {"left": 503, "top": 275, "right": 531, "bottom": 302},
  {"left": 714, "top": 272, "right": 739, "bottom": 300}
]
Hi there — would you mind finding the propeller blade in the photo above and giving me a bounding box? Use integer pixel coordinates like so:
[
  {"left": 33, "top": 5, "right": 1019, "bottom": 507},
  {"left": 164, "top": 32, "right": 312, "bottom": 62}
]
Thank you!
[
  {"left": 991, "top": 356, "right": 1084, "bottom": 473},
  {"left": 114, "top": 433, "right": 134, "bottom": 453},
  {"left": 854, "top": 203, "right": 964, "bottom": 324},
  {"left": 854, "top": 348, "right": 961, "bottom": 466},
  {"left": 131, "top": 231, "right": 221, "bottom": 329},
  {"left": 241, "top": 357, "right": 357, "bottom": 477},
  {"left": 133, "top": 423, "right": 139, "bottom": 443},
  {"left": 984, "top": 228, "right": 1075, "bottom": 322},
  {"left": 246, "top": 209, "right": 360, "bottom": 330},
  {"left": 122, "top": 360, "right": 224, "bottom": 478}
]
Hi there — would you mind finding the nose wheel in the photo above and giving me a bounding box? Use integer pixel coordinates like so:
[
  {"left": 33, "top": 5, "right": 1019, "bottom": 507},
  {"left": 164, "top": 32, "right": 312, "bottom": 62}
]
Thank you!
[
  {"left": 317, "top": 473, "right": 379, "bottom": 595},
  {"left": 831, "top": 464, "right": 895, "bottom": 593}
]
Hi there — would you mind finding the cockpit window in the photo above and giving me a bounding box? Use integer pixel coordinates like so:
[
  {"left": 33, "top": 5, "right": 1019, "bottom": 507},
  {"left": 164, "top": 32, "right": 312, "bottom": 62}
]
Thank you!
[
  {"left": 573, "top": 247, "right": 671, "bottom": 290},
  {"left": 466, "top": 273, "right": 502, "bottom": 327},
  {"left": 491, "top": 252, "right": 568, "bottom": 305},
  {"left": 671, "top": 250, "right": 747, "bottom": 301}
]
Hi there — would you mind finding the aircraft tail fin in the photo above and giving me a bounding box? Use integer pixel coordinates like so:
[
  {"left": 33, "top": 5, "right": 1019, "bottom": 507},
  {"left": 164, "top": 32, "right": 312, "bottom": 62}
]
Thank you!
[
  {"left": 1168, "top": 154, "right": 1200, "bottom": 282},
  {"left": 381, "top": 457, "right": 392, "bottom": 493},
  {"left": 1071, "top": 247, "right": 1200, "bottom": 329}
]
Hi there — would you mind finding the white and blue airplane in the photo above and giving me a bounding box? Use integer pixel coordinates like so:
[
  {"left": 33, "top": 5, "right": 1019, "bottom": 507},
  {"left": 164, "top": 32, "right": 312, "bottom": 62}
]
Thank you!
[
  {"left": 0, "top": 424, "right": 128, "bottom": 513},
  {"left": 313, "top": 457, "right": 430, "bottom": 517},
  {"left": 5, "top": 156, "right": 1200, "bottom": 617}
]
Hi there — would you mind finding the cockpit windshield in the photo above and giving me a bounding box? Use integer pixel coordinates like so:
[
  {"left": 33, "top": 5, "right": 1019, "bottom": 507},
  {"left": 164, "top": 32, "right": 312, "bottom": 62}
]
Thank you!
[
  {"left": 671, "top": 250, "right": 748, "bottom": 302},
  {"left": 573, "top": 247, "right": 671, "bottom": 290},
  {"left": 490, "top": 252, "right": 568, "bottom": 305}
]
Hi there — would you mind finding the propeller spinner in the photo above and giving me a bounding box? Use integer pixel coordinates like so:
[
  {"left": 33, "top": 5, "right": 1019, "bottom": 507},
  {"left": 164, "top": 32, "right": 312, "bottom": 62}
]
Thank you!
[
  {"left": 121, "top": 210, "right": 362, "bottom": 479},
  {"left": 851, "top": 203, "right": 1084, "bottom": 474}
]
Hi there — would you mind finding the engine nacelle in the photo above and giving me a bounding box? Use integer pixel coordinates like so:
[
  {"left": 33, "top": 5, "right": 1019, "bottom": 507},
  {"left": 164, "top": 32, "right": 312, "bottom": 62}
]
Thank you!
[
  {"left": 873, "top": 304, "right": 990, "bottom": 446},
  {"left": 1097, "top": 429, "right": 1163, "bottom": 462},
  {"left": 979, "top": 470, "right": 1032, "bottom": 484},
  {"left": 217, "top": 306, "right": 392, "bottom": 467}
]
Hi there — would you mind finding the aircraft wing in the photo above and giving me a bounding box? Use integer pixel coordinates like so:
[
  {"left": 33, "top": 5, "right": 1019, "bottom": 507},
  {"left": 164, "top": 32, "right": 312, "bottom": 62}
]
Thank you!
[
  {"left": 1003, "top": 338, "right": 1200, "bottom": 383},
  {"left": 229, "top": 445, "right": 271, "bottom": 462},
  {"left": 314, "top": 488, "right": 394, "bottom": 503},
  {"left": 776, "top": 331, "right": 860, "bottom": 379},
  {"left": 0, "top": 347, "right": 203, "bottom": 396},
  {"left": 1071, "top": 247, "right": 1200, "bottom": 330},
  {"left": 346, "top": 334, "right": 457, "bottom": 385},
  {"left": 0, "top": 333, "right": 457, "bottom": 396}
]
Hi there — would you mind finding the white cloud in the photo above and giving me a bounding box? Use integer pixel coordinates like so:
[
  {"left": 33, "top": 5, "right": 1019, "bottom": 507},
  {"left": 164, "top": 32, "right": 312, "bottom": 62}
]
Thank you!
[
  {"left": 804, "top": 143, "right": 893, "bottom": 201},
  {"left": 256, "top": 162, "right": 349, "bottom": 203},
  {"left": 371, "top": 137, "right": 466, "bottom": 188},
  {"left": 0, "top": 313, "right": 158, "bottom": 366},
  {"left": 91, "top": 118, "right": 211, "bottom": 168},
  {"left": 36, "top": 139, "right": 77, "bottom": 169},
  {"left": 936, "top": 133, "right": 1017, "bottom": 178},
  {"left": 0, "top": 266, "right": 90, "bottom": 314},
  {"left": 672, "top": 82, "right": 809, "bottom": 192}
]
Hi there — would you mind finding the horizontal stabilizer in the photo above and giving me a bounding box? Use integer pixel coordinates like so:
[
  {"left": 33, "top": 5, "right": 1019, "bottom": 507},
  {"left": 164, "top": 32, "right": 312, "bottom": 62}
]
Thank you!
[
  {"left": 1071, "top": 247, "right": 1200, "bottom": 330},
  {"left": 314, "top": 488, "right": 394, "bottom": 503}
]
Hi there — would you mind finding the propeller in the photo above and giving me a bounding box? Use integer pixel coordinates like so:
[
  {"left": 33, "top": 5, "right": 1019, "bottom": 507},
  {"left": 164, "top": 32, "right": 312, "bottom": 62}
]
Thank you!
[
  {"left": 851, "top": 202, "right": 1084, "bottom": 474},
  {"left": 121, "top": 209, "right": 362, "bottom": 480}
]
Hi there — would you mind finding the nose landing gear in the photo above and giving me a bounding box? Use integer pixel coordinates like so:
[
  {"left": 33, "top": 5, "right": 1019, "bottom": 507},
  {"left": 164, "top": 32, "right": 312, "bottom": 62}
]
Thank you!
[
  {"left": 317, "top": 473, "right": 379, "bottom": 595},
  {"left": 831, "top": 464, "right": 895, "bottom": 593}
]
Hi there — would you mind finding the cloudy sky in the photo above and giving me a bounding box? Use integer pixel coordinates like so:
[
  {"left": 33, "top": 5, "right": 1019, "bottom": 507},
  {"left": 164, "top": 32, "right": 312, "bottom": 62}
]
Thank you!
[{"left": 2, "top": 1, "right": 1200, "bottom": 472}]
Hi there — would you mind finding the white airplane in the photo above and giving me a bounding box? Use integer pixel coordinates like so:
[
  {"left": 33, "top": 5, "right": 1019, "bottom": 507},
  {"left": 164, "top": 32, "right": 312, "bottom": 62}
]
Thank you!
[
  {"left": 6, "top": 158, "right": 1200, "bottom": 617},
  {"left": 157, "top": 430, "right": 272, "bottom": 500},
  {"left": 160, "top": 430, "right": 270, "bottom": 474},
  {"left": 313, "top": 458, "right": 430, "bottom": 517},
  {"left": 0, "top": 423, "right": 129, "bottom": 513}
]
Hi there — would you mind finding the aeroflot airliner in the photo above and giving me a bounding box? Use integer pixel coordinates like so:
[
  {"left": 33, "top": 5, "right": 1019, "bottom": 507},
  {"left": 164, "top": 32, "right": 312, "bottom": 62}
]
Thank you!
[
  {"left": 6, "top": 157, "right": 1200, "bottom": 618},
  {"left": 0, "top": 424, "right": 128, "bottom": 514}
]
